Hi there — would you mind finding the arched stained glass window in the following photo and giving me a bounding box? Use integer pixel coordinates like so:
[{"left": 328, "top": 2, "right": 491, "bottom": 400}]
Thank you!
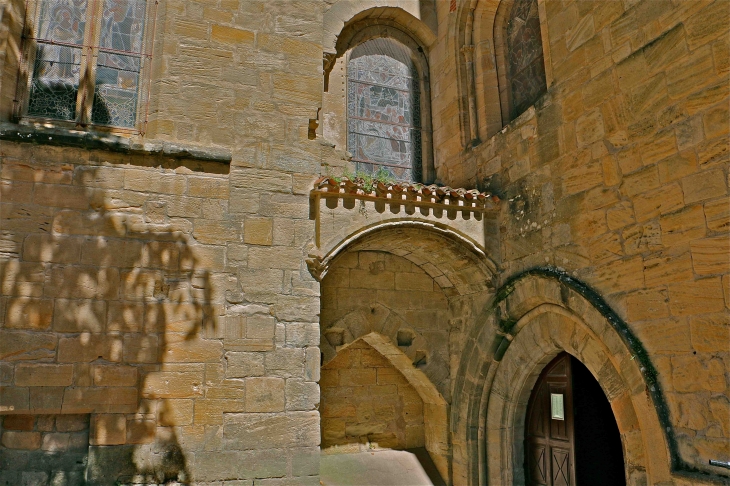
[
  {"left": 506, "top": 0, "right": 547, "bottom": 120},
  {"left": 347, "top": 38, "right": 422, "bottom": 182}
]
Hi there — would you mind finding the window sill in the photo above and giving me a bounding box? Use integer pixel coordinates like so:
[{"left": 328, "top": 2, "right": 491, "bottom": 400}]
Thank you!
[{"left": 0, "top": 122, "right": 232, "bottom": 164}]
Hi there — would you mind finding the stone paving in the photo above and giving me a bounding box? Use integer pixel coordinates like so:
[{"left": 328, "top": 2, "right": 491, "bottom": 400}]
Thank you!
[{"left": 320, "top": 448, "right": 445, "bottom": 486}]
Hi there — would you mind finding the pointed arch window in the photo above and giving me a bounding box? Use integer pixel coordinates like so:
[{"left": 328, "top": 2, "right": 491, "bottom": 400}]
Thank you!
[
  {"left": 505, "top": 0, "right": 547, "bottom": 120},
  {"left": 347, "top": 38, "right": 422, "bottom": 182}
]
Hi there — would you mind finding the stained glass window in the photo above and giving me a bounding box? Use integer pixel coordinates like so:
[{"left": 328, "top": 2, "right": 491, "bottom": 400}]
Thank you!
[
  {"left": 27, "top": 0, "right": 87, "bottom": 121},
  {"left": 26, "top": 0, "right": 149, "bottom": 128},
  {"left": 506, "top": 0, "right": 547, "bottom": 120},
  {"left": 347, "top": 39, "right": 422, "bottom": 182}
]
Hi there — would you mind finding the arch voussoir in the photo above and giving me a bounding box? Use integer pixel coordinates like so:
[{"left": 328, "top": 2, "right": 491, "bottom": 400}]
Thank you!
[{"left": 451, "top": 269, "right": 675, "bottom": 486}]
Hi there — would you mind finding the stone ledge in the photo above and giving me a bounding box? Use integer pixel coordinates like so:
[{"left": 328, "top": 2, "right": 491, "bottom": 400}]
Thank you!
[{"left": 0, "top": 122, "right": 232, "bottom": 164}]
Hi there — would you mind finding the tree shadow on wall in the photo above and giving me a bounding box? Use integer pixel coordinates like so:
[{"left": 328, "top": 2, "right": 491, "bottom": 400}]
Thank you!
[{"left": 0, "top": 152, "right": 222, "bottom": 485}]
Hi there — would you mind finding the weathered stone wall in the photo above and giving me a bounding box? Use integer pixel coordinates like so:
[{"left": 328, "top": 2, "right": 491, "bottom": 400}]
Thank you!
[
  {"left": 431, "top": 0, "right": 730, "bottom": 480},
  {"left": 1, "top": 1, "right": 325, "bottom": 484},
  {"left": 0, "top": 413, "right": 89, "bottom": 486},
  {"left": 321, "top": 250, "right": 452, "bottom": 398},
  {"left": 321, "top": 339, "right": 425, "bottom": 450},
  {"left": 0, "top": 141, "right": 321, "bottom": 484},
  {"left": 0, "top": 0, "right": 726, "bottom": 484}
]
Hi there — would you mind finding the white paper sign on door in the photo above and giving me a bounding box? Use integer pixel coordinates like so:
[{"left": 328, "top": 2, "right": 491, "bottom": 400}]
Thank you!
[{"left": 551, "top": 393, "right": 564, "bottom": 420}]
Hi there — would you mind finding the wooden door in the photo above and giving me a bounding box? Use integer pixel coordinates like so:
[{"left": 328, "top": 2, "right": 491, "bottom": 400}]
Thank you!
[{"left": 525, "top": 353, "right": 575, "bottom": 486}]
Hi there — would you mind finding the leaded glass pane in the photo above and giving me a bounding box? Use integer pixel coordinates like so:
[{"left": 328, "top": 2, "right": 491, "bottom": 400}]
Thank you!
[
  {"left": 91, "top": 53, "right": 141, "bottom": 127},
  {"left": 91, "top": 0, "right": 146, "bottom": 127},
  {"left": 35, "top": 0, "right": 87, "bottom": 44},
  {"left": 347, "top": 39, "right": 421, "bottom": 182},
  {"left": 507, "top": 0, "right": 547, "bottom": 119},
  {"left": 27, "top": 0, "right": 87, "bottom": 120},
  {"left": 98, "top": 0, "right": 146, "bottom": 53}
]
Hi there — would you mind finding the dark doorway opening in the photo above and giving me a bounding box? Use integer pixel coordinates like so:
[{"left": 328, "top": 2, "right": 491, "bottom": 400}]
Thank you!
[
  {"left": 525, "top": 352, "right": 626, "bottom": 486},
  {"left": 572, "top": 357, "right": 626, "bottom": 486}
]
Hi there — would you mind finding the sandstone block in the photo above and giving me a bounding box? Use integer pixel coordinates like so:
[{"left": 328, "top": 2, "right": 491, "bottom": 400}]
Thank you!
[
  {"left": 590, "top": 255, "right": 645, "bottom": 293},
  {"left": 668, "top": 277, "right": 725, "bottom": 316},
  {"left": 660, "top": 205, "right": 706, "bottom": 247},
  {"left": 22, "top": 234, "right": 81, "bottom": 263},
  {"left": 188, "top": 175, "right": 229, "bottom": 199},
  {"left": 2, "top": 415, "right": 34, "bottom": 430},
  {"left": 249, "top": 246, "right": 303, "bottom": 270},
  {"left": 91, "top": 414, "right": 126, "bottom": 446},
  {"left": 123, "top": 334, "right": 158, "bottom": 364},
  {"left": 691, "top": 236, "right": 730, "bottom": 275},
  {"left": 226, "top": 352, "right": 265, "bottom": 378},
  {"left": 230, "top": 169, "right": 292, "bottom": 193},
  {"left": 265, "top": 348, "right": 305, "bottom": 378},
  {"left": 192, "top": 450, "right": 286, "bottom": 481},
  {"left": 305, "top": 347, "right": 320, "bottom": 382},
  {"left": 33, "top": 183, "right": 89, "bottom": 210},
  {"left": 246, "top": 315, "right": 276, "bottom": 339},
  {"left": 625, "top": 288, "right": 670, "bottom": 322},
  {"left": 704, "top": 198, "right": 730, "bottom": 233},
  {"left": 92, "top": 365, "right": 137, "bottom": 387},
  {"left": 162, "top": 335, "right": 223, "bottom": 363},
  {"left": 245, "top": 377, "right": 285, "bottom": 412},
  {"left": 61, "top": 387, "right": 137, "bottom": 414},
  {"left": 285, "top": 323, "right": 319, "bottom": 347},
  {"left": 0, "top": 385, "right": 30, "bottom": 411},
  {"left": 193, "top": 219, "right": 241, "bottom": 245},
  {"left": 58, "top": 335, "right": 122, "bottom": 363},
  {"left": 272, "top": 295, "right": 319, "bottom": 323},
  {"left": 212, "top": 25, "right": 254, "bottom": 44},
  {"left": 635, "top": 318, "right": 691, "bottom": 353},
  {"left": 690, "top": 313, "right": 730, "bottom": 353},
  {"left": 681, "top": 169, "right": 727, "bottom": 204},
  {"left": 15, "top": 364, "right": 74, "bottom": 387},
  {"left": 158, "top": 399, "right": 194, "bottom": 426},
  {"left": 28, "top": 385, "right": 64, "bottom": 411},
  {"left": 222, "top": 412, "right": 320, "bottom": 451},
  {"left": 52, "top": 299, "right": 108, "bottom": 333},
  {"left": 142, "top": 372, "right": 204, "bottom": 399},
  {"left": 671, "top": 355, "right": 726, "bottom": 392},
  {"left": 41, "top": 432, "right": 71, "bottom": 452},
  {"left": 643, "top": 249, "right": 693, "bottom": 287},
  {"left": 658, "top": 152, "right": 698, "bottom": 184},
  {"left": 285, "top": 380, "right": 319, "bottom": 411},
  {"left": 4, "top": 297, "right": 54, "bottom": 330},
  {"left": 632, "top": 183, "right": 684, "bottom": 222},
  {"left": 696, "top": 136, "right": 729, "bottom": 168},
  {"left": 1, "top": 431, "right": 41, "bottom": 450},
  {"left": 620, "top": 166, "right": 660, "bottom": 198},
  {"left": 55, "top": 414, "right": 88, "bottom": 432},
  {"left": 244, "top": 217, "right": 273, "bottom": 245}
]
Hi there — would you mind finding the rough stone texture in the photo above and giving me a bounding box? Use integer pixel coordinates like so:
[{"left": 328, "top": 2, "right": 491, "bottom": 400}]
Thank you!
[
  {"left": 0, "top": 414, "right": 89, "bottom": 486},
  {"left": 321, "top": 339, "right": 425, "bottom": 450},
  {"left": 321, "top": 250, "right": 454, "bottom": 399},
  {"left": 0, "top": 0, "right": 726, "bottom": 485}
]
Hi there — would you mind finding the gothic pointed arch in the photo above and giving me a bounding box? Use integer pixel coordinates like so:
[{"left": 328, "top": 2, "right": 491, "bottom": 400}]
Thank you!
[{"left": 450, "top": 268, "right": 681, "bottom": 485}]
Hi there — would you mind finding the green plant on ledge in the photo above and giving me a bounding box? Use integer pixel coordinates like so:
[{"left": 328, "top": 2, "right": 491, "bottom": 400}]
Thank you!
[{"left": 343, "top": 166, "right": 398, "bottom": 192}]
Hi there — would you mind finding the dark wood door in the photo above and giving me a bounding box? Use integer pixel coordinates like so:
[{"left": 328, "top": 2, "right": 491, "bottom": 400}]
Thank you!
[{"left": 525, "top": 353, "right": 575, "bottom": 486}]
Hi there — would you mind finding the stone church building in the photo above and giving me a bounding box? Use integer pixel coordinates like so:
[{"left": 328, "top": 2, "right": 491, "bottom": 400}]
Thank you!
[{"left": 0, "top": 0, "right": 727, "bottom": 484}]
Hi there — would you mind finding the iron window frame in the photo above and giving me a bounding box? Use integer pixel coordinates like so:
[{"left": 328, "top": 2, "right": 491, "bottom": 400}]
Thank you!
[{"left": 14, "top": 0, "right": 158, "bottom": 135}]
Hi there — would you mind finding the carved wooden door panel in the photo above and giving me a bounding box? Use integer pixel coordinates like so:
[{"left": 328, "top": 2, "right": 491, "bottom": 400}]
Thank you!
[{"left": 525, "top": 353, "right": 576, "bottom": 486}]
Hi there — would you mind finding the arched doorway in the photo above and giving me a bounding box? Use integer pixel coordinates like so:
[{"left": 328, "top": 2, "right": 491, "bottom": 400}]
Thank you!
[{"left": 525, "top": 352, "right": 625, "bottom": 486}]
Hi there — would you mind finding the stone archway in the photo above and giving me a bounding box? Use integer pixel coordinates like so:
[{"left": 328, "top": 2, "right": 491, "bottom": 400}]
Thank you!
[
  {"left": 321, "top": 332, "right": 450, "bottom": 481},
  {"left": 313, "top": 221, "right": 499, "bottom": 486},
  {"left": 450, "top": 269, "right": 675, "bottom": 486}
]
